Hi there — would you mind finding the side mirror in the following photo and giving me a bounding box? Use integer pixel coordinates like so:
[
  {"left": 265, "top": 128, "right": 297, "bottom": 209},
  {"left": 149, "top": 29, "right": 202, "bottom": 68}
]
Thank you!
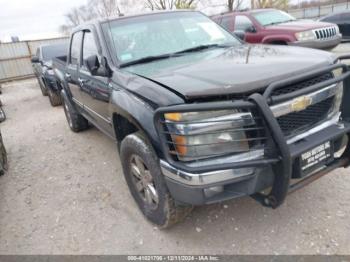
[
  {"left": 85, "top": 55, "right": 111, "bottom": 77},
  {"left": 234, "top": 30, "right": 245, "bottom": 41},
  {"left": 245, "top": 25, "right": 257, "bottom": 33},
  {"left": 31, "top": 56, "right": 40, "bottom": 63}
]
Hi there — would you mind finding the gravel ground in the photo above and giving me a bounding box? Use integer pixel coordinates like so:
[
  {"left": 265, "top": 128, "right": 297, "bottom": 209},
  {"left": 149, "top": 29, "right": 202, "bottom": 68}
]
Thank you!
[{"left": 0, "top": 45, "right": 350, "bottom": 255}]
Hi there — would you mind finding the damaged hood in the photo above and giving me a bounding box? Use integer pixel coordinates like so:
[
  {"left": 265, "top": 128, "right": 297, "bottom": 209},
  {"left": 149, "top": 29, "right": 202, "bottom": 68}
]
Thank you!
[{"left": 124, "top": 44, "right": 335, "bottom": 100}]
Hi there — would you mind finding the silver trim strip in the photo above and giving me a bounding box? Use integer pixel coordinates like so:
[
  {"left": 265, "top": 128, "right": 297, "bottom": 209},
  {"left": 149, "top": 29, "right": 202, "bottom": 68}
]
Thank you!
[
  {"left": 72, "top": 97, "right": 83, "bottom": 107},
  {"left": 71, "top": 97, "right": 111, "bottom": 124},
  {"left": 160, "top": 160, "right": 255, "bottom": 186},
  {"left": 270, "top": 84, "right": 338, "bottom": 118},
  {"left": 84, "top": 104, "right": 111, "bottom": 124},
  {"left": 160, "top": 150, "right": 263, "bottom": 185}
]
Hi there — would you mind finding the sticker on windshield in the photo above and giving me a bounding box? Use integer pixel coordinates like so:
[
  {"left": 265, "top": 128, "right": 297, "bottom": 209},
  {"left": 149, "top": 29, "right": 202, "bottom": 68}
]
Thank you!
[
  {"left": 120, "top": 53, "right": 133, "bottom": 61},
  {"left": 198, "top": 22, "right": 225, "bottom": 41}
]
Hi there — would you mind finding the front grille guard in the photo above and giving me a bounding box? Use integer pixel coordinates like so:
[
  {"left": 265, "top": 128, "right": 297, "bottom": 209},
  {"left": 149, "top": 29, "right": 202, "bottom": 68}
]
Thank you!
[{"left": 154, "top": 63, "right": 350, "bottom": 208}]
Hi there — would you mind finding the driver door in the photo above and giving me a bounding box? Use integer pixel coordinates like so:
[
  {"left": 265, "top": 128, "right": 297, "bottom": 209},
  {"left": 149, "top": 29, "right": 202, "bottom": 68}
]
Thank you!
[{"left": 78, "top": 29, "right": 113, "bottom": 136}]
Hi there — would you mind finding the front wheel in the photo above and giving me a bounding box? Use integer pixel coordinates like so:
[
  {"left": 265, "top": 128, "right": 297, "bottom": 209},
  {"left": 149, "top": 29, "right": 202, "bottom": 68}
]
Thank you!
[{"left": 120, "top": 132, "right": 193, "bottom": 228}]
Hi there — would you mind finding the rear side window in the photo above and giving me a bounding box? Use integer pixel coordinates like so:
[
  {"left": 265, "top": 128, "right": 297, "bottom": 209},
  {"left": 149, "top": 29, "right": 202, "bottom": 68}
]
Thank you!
[
  {"left": 220, "top": 16, "right": 233, "bottom": 31},
  {"left": 70, "top": 31, "right": 83, "bottom": 65},
  {"left": 42, "top": 44, "right": 67, "bottom": 61},
  {"left": 234, "top": 16, "right": 254, "bottom": 31}
]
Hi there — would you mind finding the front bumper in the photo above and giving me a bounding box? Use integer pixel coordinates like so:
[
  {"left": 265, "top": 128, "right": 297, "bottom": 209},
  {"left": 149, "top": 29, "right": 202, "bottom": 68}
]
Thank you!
[
  {"left": 155, "top": 63, "right": 350, "bottom": 207},
  {"left": 161, "top": 121, "right": 350, "bottom": 205},
  {"left": 289, "top": 34, "right": 342, "bottom": 49}
]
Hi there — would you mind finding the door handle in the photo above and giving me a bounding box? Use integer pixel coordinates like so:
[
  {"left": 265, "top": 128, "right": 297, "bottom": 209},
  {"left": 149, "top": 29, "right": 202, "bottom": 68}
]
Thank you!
[
  {"left": 65, "top": 73, "right": 71, "bottom": 80},
  {"left": 78, "top": 78, "right": 87, "bottom": 85}
]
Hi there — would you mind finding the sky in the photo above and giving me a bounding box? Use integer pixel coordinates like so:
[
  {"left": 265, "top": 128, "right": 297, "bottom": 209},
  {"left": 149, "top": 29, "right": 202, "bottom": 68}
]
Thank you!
[
  {"left": 0, "top": 0, "right": 87, "bottom": 42},
  {"left": 0, "top": 0, "right": 244, "bottom": 43}
]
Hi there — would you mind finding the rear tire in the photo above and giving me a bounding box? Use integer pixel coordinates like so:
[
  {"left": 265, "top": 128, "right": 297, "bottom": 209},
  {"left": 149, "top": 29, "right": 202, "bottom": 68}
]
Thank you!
[
  {"left": 37, "top": 78, "right": 48, "bottom": 96},
  {"left": 48, "top": 88, "right": 62, "bottom": 107},
  {"left": 120, "top": 132, "right": 193, "bottom": 229},
  {"left": 62, "top": 95, "right": 89, "bottom": 132}
]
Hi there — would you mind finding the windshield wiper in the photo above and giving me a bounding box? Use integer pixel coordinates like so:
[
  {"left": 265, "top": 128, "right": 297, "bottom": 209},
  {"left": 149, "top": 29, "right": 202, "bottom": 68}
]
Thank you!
[
  {"left": 120, "top": 53, "right": 178, "bottom": 67},
  {"left": 174, "top": 44, "right": 231, "bottom": 54},
  {"left": 120, "top": 44, "right": 232, "bottom": 67},
  {"left": 265, "top": 19, "right": 296, "bottom": 26}
]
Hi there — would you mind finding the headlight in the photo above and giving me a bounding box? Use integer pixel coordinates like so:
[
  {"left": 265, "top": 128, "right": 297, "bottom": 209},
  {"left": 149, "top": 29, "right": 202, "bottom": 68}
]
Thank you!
[
  {"left": 335, "top": 25, "right": 340, "bottom": 34},
  {"left": 295, "top": 30, "right": 316, "bottom": 41},
  {"left": 47, "top": 69, "right": 55, "bottom": 76},
  {"left": 164, "top": 110, "right": 263, "bottom": 161}
]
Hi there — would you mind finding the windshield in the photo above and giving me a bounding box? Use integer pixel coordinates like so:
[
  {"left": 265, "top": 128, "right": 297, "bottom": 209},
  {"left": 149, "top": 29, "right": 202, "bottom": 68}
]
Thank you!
[
  {"left": 42, "top": 44, "right": 67, "bottom": 61},
  {"left": 252, "top": 10, "right": 296, "bottom": 26},
  {"left": 102, "top": 12, "right": 240, "bottom": 66}
]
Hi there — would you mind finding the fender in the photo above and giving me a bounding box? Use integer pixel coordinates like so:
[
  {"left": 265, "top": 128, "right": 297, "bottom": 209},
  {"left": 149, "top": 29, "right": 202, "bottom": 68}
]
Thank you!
[
  {"left": 53, "top": 68, "right": 72, "bottom": 98},
  {"left": 60, "top": 88, "right": 82, "bottom": 116},
  {"left": 109, "top": 88, "right": 165, "bottom": 158},
  {"left": 262, "top": 34, "right": 295, "bottom": 44}
]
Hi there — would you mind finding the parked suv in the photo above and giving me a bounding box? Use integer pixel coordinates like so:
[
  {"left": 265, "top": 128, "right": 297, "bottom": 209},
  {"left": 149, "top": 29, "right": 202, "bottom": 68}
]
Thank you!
[
  {"left": 32, "top": 43, "right": 68, "bottom": 106},
  {"left": 212, "top": 9, "right": 342, "bottom": 49},
  {"left": 54, "top": 11, "right": 350, "bottom": 228},
  {"left": 320, "top": 11, "right": 350, "bottom": 41}
]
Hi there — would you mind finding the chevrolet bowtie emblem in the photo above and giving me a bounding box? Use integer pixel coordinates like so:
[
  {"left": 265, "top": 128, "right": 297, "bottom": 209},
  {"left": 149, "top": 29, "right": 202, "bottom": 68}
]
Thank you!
[{"left": 291, "top": 96, "right": 312, "bottom": 112}]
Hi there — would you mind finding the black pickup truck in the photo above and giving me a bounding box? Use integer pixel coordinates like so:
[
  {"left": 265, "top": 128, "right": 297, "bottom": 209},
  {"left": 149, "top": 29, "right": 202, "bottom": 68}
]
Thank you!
[
  {"left": 53, "top": 10, "right": 350, "bottom": 228},
  {"left": 32, "top": 43, "right": 68, "bottom": 106}
]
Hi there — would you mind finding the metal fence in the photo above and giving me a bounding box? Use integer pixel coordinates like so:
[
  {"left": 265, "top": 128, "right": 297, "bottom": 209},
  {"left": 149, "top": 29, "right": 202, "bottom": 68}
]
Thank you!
[
  {"left": 0, "top": 37, "right": 69, "bottom": 83},
  {"left": 288, "top": 2, "right": 350, "bottom": 19}
]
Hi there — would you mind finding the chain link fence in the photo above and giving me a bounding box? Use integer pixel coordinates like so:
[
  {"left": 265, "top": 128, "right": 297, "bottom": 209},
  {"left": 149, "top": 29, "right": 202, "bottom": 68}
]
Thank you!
[{"left": 288, "top": 2, "right": 350, "bottom": 19}]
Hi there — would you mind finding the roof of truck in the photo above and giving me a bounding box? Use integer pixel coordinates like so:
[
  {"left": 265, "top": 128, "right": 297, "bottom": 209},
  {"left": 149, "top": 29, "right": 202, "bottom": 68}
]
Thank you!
[{"left": 73, "top": 10, "right": 197, "bottom": 31}]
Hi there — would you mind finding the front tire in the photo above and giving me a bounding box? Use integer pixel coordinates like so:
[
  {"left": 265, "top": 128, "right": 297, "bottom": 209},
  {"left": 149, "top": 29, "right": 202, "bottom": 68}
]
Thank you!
[
  {"left": 62, "top": 95, "right": 89, "bottom": 132},
  {"left": 120, "top": 132, "right": 193, "bottom": 228}
]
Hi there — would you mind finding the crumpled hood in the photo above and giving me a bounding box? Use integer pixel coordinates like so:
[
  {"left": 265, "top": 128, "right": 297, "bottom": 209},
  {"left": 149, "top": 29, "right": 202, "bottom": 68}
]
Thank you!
[
  {"left": 124, "top": 44, "right": 335, "bottom": 100},
  {"left": 267, "top": 20, "right": 335, "bottom": 32}
]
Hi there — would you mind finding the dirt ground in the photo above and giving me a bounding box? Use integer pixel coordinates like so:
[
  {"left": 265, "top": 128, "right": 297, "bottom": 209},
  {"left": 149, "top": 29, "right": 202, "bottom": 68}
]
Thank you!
[{"left": 1, "top": 46, "right": 350, "bottom": 255}]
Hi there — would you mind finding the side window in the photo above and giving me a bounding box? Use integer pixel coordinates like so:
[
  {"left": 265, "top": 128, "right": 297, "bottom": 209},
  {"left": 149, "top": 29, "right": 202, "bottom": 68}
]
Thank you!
[
  {"left": 82, "top": 31, "right": 99, "bottom": 69},
  {"left": 234, "top": 16, "right": 254, "bottom": 32},
  {"left": 70, "top": 31, "right": 83, "bottom": 65},
  {"left": 220, "top": 16, "right": 234, "bottom": 31}
]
